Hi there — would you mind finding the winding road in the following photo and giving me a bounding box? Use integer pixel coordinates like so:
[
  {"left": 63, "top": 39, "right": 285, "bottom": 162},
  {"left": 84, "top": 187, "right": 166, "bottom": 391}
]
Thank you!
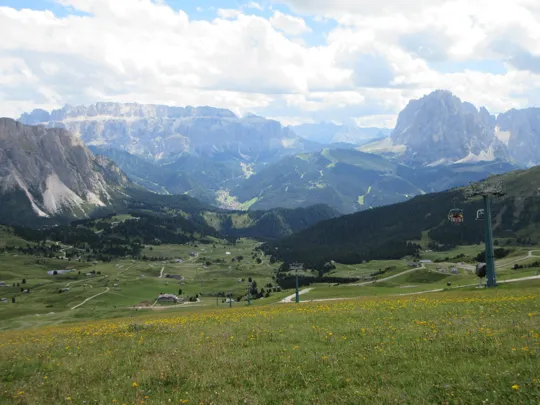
[
  {"left": 280, "top": 288, "right": 313, "bottom": 303},
  {"left": 278, "top": 250, "right": 540, "bottom": 304},
  {"left": 71, "top": 287, "right": 110, "bottom": 310},
  {"left": 352, "top": 265, "right": 426, "bottom": 286}
]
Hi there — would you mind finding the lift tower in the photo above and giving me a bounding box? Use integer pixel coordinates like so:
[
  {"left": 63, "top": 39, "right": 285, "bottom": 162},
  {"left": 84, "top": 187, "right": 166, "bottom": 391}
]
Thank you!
[{"left": 466, "top": 181, "right": 505, "bottom": 288}]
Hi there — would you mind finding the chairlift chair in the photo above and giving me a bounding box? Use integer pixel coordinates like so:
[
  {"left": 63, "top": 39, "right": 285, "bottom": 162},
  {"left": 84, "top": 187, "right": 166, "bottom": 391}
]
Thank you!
[
  {"left": 476, "top": 209, "right": 485, "bottom": 221},
  {"left": 448, "top": 209, "right": 464, "bottom": 224}
]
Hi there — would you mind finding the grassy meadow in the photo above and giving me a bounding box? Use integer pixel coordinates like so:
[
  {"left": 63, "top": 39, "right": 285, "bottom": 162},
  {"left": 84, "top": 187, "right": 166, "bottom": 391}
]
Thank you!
[
  {"left": 0, "top": 239, "right": 286, "bottom": 330},
  {"left": 0, "top": 283, "right": 539, "bottom": 404},
  {"left": 1, "top": 228, "right": 540, "bottom": 404}
]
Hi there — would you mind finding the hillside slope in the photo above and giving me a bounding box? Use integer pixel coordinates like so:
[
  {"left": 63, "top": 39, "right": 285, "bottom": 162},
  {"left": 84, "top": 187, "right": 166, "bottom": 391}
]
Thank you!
[
  {"left": 263, "top": 165, "right": 540, "bottom": 268},
  {"left": 231, "top": 148, "right": 515, "bottom": 214},
  {"left": 0, "top": 118, "right": 129, "bottom": 226}
]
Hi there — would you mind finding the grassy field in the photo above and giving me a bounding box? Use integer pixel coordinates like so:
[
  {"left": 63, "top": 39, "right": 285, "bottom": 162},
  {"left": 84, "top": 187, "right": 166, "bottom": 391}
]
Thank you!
[
  {"left": 0, "top": 239, "right": 286, "bottom": 330},
  {"left": 2, "top": 236, "right": 540, "bottom": 330},
  {"left": 0, "top": 282, "right": 538, "bottom": 404}
]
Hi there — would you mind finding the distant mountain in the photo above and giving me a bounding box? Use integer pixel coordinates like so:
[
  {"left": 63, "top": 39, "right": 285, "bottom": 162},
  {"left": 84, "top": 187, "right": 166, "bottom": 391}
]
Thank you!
[
  {"left": 496, "top": 108, "right": 540, "bottom": 167},
  {"left": 291, "top": 122, "right": 390, "bottom": 145},
  {"left": 359, "top": 90, "right": 540, "bottom": 167},
  {"left": 89, "top": 146, "right": 242, "bottom": 204},
  {"left": 0, "top": 118, "right": 129, "bottom": 226},
  {"left": 263, "top": 165, "right": 540, "bottom": 269},
  {"left": 17, "top": 93, "right": 537, "bottom": 216},
  {"left": 203, "top": 204, "right": 340, "bottom": 240},
  {"left": 0, "top": 119, "right": 337, "bottom": 240},
  {"left": 229, "top": 148, "right": 516, "bottom": 214},
  {"left": 19, "top": 104, "right": 322, "bottom": 163}
]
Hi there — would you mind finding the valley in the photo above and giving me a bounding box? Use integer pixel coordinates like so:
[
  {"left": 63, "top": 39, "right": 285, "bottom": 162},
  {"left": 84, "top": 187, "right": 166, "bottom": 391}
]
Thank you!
[
  {"left": 3, "top": 1, "right": 540, "bottom": 403},
  {"left": 15, "top": 91, "right": 535, "bottom": 216},
  {"left": 1, "top": 235, "right": 539, "bottom": 403}
]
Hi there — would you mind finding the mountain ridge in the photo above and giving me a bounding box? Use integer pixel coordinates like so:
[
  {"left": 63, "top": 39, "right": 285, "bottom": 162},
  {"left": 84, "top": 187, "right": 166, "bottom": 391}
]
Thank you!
[
  {"left": 359, "top": 90, "right": 539, "bottom": 167},
  {"left": 263, "top": 164, "right": 540, "bottom": 269},
  {"left": 0, "top": 118, "right": 129, "bottom": 224}
]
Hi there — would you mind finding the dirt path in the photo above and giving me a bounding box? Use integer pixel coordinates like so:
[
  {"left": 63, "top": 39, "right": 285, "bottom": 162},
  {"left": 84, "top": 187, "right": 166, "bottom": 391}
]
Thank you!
[
  {"left": 397, "top": 275, "right": 540, "bottom": 296},
  {"left": 159, "top": 267, "right": 165, "bottom": 278},
  {"left": 352, "top": 265, "right": 425, "bottom": 286},
  {"left": 498, "top": 250, "right": 540, "bottom": 267},
  {"left": 280, "top": 288, "right": 313, "bottom": 303},
  {"left": 279, "top": 275, "right": 540, "bottom": 304},
  {"left": 71, "top": 287, "right": 110, "bottom": 310},
  {"left": 132, "top": 302, "right": 204, "bottom": 310}
]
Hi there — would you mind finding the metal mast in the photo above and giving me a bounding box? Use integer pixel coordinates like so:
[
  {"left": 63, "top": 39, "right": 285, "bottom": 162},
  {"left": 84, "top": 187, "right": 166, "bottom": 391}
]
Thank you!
[
  {"left": 466, "top": 181, "right": 505, "bottom": 288},
  {"left": 290, "top": 262, "right": 304, "bottom": 303}
]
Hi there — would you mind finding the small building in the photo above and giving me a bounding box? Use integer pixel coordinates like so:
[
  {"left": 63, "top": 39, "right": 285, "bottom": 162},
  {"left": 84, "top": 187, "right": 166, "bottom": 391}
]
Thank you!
[
  {"left": 165, "top": 274, "right": 183, "bottom": 281},
  {"left": 157, "top": 294, "right": 180, "bottom": 303},
  {"left": 419, "top": 260, "right": 433, "bottom": 264},
  {"left": 59, "top": 288, "right": 70, "bottom": 293},
  {"left": 47, "top": 269, "right": 72, "bottom": 276},
  {"left": 0, "top": 298, "right": 7, "bottom": 303}
]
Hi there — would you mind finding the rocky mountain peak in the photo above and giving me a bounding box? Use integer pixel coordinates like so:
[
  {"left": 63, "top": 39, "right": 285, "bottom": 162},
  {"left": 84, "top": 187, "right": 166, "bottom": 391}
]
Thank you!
[
  {"left": 389, "top": 90, "right": 506, "bottom": 165},
  {"left": 18, "top": 102, "right": 317, "bottom": 161},
  {"left": 0, "top": 118, "right": 129, "bottom": 220}
]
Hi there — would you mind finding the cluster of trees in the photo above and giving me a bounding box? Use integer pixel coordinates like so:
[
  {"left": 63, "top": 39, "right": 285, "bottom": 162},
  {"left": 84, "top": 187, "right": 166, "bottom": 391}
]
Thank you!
[
  {"left": 9, "top": 212, "right": 218, "bottom": 262},
  {"left": 370, "top": 265, "right": 396, "bottom": 278},
  {"left": 513, "top": 260, "right": 540, "bottom": 270},
  {"left": 1, "top": 243, "right": 62, "bottom": 257},
  {"left": 474, "top": 248, "right": 512, "bottom": 262},
  {"left": 276, "top": 274, "right": 360, "bottom": 289},
  {"left": 427, "top": 242, "right": 457, "bottom": 252},
  {"left": 216, "top": 204, "right": 338, "bottom": 241}
]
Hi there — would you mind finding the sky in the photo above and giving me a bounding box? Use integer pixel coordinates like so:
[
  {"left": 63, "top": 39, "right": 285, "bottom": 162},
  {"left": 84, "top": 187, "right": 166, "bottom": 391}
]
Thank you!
[{"left": 0, "top": 0, "right": 539, "bottom": 128}]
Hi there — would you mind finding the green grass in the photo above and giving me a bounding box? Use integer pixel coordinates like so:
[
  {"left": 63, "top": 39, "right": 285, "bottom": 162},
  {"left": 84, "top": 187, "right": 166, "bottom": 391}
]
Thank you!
[
  {"left": 0, "top": 239, "right": 281, "bottom": 330},
  {"left": 0, "top": 285, "right": 539, "bottom": 404},
  {"left": 0, "top": 226, "right": 34, "bottom": 249}
]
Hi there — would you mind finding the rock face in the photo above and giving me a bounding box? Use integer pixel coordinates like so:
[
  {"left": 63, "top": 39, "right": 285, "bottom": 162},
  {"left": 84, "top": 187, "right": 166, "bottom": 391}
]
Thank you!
[
  {"left": 0, "top": 118, "right": 128, "bottom": 219},
  {"left": 389, "top": 90, "right": 508, "bottom": 165},
  {"left": 19, "top": 104, "right": 317, "bottom": 161},
  {"left": 496, "top": 108, "right": 540, "bottom": 167},
  {"left": 361, "top": 90, "right": 540, "bottom": 167}
]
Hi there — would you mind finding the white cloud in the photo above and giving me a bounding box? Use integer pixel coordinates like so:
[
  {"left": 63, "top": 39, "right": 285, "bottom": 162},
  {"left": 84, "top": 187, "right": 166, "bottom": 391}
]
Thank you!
[
  {"left": 245, "top": 2, "right": 264, "bottom": 11},
  {"left": 217, "top": 9, "right": 241, "bottom": 19},
  {"left": 269, "top": 11, "right": 311, "bottom": 36},
  {"left": 0, "top": 0, "right": 539, "bottom": 129}
]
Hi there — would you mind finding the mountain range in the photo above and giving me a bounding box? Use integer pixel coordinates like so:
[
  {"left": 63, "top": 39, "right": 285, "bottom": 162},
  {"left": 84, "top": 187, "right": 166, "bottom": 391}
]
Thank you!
[
  {"left": 10, "top": 90, "right": 540, "bottom": 216},
  {"left": 360, "top": 90, "right": 540, "bottom": 167},
  {"left": 19, "top": 104, "right": 320, "bottom": 164},
  {"left": 0, "top": 118, "right": 337, "bottom": 238}
]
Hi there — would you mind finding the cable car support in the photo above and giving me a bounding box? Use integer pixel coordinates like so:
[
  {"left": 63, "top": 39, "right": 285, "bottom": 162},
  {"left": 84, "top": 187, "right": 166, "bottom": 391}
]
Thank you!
[{"left": 465, "top": 181, "right": 506, "bottom": 288}]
